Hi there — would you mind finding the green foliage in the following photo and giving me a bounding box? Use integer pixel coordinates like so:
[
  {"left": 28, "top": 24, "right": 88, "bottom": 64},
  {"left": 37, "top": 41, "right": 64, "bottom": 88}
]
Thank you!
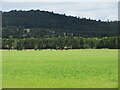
[{"left": 2, "top": 37, "right": 119, "bottom": 49}]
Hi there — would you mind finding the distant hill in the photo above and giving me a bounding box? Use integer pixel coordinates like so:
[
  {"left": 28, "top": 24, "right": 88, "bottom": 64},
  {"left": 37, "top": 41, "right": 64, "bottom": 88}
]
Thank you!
[{"left": 2, "top": 10, "right": 118, "bottom": 38}]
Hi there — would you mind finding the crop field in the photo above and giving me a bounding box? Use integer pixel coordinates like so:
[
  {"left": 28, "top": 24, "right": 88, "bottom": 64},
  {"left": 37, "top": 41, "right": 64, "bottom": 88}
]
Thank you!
[{"left": 2, "top": 49, "right": 118, "bottom": 88}]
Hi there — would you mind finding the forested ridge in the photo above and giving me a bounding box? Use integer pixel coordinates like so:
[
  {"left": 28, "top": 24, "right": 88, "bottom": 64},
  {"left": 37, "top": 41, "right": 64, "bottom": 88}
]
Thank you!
[
  {"left": 2, "top": 10, "right": 118, "bottom": 38},
  {"left": 2, "top": 10, "right": 119, "bottom": 49}
]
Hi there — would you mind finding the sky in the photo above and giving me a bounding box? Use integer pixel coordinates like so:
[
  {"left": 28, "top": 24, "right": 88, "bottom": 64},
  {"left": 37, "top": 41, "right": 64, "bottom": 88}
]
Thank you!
[
  {"left": 1, "top": 0, "right": 119, "bottom": 2},
  {"left": 1, "top": 1, "right": 119, "bottom": 21}
]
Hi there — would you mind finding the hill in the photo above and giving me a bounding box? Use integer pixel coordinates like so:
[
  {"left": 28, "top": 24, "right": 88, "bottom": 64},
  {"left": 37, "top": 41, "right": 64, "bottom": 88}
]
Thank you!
[{"left": 2, "top": 10, "right": 118, "bottom": 38}]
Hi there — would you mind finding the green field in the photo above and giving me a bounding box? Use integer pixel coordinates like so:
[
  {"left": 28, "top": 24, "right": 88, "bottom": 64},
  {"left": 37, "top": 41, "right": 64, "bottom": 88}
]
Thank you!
[{"left": 2, "top": 49, "right": 118, "bottom": 88}]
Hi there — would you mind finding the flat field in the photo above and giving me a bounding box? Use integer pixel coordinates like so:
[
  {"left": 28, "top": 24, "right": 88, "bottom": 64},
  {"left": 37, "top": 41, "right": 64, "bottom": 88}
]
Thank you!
[{"left": 2, "top": 49, "right": 118, "bottom": 88}]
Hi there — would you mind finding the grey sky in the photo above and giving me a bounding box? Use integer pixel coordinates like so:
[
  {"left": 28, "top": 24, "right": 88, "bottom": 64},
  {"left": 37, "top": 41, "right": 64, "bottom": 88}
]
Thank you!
[{"left": 2, "top": 2, "right": 118, "bottom": 21}]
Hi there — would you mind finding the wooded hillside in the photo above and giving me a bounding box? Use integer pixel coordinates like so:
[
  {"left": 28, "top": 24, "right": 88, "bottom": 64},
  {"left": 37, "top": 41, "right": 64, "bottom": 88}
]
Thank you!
[{"left": 2, "top": 10, "right": 118, "bottom": 38}]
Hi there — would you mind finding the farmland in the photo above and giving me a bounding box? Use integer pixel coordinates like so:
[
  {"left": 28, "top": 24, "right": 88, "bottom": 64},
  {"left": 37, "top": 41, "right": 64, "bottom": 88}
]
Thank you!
[{"left": 2, "top": 49, "right": 118, "bottom": 88}]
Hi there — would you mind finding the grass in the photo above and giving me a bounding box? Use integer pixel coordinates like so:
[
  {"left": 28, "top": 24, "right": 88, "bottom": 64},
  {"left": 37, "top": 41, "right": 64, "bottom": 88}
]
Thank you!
[
  {"left": 0, "top": 51, "right": 2, "bottom": 89},
  {"left": 2, "top": 49, "right": 118, "bottom": 88}
]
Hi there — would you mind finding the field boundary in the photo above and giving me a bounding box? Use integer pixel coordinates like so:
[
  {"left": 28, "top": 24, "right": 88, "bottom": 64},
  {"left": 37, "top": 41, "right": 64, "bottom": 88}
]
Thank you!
[{"left": 1, "top": 88, "right": 119, "bottom": 90}]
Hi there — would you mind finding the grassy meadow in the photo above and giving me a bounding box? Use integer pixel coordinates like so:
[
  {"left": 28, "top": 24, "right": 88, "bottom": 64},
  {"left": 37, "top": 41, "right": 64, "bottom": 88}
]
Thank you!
[{"left": 2, "top": 49, "right": 118, "bottom": 88}]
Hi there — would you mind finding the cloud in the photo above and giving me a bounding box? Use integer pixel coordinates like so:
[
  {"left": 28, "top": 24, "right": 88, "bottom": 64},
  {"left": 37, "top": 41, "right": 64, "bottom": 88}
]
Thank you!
[
  {"left": 2, "top": 2, "right": 118, "bottom": 21},
  {"left": 2, "top": 0, "right": 119, "bottom": 2}
]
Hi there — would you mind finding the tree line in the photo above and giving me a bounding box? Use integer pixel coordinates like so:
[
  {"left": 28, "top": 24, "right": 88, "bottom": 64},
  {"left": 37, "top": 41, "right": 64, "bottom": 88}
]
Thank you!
[
  {"left": 2, "top": 26, "right": 118, "bottom": 38},
  {"left": 2, "top": 37, "right": 119, "bottom": 50}
]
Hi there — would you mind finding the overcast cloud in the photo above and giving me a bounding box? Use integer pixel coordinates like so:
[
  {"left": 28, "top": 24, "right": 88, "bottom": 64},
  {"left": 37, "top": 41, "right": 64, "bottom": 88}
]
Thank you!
[
  {"left": 2, "top": 2, "right": 118, "bottom": 21},
  {"left": 2, "top": 0, "right": 119, "bottom": 2}
]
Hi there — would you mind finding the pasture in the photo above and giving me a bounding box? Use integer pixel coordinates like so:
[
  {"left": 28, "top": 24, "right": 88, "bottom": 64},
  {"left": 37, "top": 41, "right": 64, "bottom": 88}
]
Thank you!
[{"left": 2, "top": 49, "right": 118, "bottom": 88}]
